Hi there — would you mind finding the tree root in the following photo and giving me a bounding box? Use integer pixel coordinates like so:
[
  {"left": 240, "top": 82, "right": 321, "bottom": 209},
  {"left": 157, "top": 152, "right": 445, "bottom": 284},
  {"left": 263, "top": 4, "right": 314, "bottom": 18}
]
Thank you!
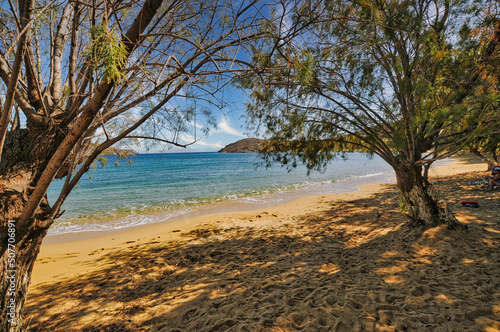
[{"left": 437, "top": 200, "right": 468, "bottom": 230}]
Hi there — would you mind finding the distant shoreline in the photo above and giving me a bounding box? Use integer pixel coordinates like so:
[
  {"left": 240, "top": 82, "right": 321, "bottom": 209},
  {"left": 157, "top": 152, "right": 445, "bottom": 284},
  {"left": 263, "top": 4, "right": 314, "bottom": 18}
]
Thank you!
[{"left": 218, "top": 138, "right": 264, "bottom": 153}]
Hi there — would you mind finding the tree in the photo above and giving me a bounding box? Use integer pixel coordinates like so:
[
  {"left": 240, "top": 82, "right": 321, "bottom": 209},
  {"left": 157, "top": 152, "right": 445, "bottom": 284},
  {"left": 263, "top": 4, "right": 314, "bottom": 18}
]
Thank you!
[
  {"left": 0, "top": 0, "right": 267, "bottom": 329},
  {"left": 468, "top": 139, "right": 500, "bottom": 169},
  {"left": 242, "top": 0, "right": 500, "bottom": 226},
  {"left": 453, "top": 6, "right": 500, "bottom": 169}
]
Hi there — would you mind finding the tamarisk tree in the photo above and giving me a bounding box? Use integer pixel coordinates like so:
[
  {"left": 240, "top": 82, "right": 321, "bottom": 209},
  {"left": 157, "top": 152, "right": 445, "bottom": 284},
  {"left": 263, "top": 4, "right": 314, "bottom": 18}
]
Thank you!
[
  {"left": 243, "top": 0, "right": 500, "bottom": 226},
  {"left": 455, "top": 7, "right": 500, "bottom": 169},
  {"left": 0, "top": 0, "right": 267, "bottom": 330}
]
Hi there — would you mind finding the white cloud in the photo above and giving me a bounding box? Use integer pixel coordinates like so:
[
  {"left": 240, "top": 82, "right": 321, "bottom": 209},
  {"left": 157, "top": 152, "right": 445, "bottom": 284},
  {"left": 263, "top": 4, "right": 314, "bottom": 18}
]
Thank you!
[
  {"left": 189, "top": 120, "right": 205, "bottom": 130},
  {"left": 216, "top": 117, "right": 246, "bottom": 137},
  {"left": 195, "top": 140, "right": 224, "bottom": 148}
]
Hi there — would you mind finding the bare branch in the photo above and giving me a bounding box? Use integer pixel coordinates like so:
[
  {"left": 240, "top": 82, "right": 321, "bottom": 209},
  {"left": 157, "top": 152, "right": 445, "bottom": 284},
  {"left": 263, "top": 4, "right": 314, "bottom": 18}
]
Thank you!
[
  {"left": 0, "top": 0, "right": 34, "bottom": 163},
  {"left": 5, "top": 0, "right": 56, "bottom": 57},
  {"left": 50, "top": 2, "right": 74, "bottom": 103},
  {"left": 19, "top": 0, "right": 167, "bottom": 230}
]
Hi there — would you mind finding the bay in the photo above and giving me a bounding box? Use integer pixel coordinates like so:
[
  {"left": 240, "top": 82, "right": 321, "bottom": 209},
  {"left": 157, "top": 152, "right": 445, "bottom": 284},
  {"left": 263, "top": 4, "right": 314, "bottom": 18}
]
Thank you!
[{"left": 47, "top": 152, "right": 394, "bottom": 235}]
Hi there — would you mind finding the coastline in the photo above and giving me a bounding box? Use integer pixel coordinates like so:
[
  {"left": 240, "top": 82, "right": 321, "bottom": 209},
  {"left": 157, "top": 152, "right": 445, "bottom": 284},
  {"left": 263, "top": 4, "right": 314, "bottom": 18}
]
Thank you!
[
  {"left": 32, "top": 182, "right": 389, "bottom": 285},
  {"left": 45, "top": 152, "right": 396, "bottom": 237},
  {"left": 43, "top": 169, "right": 397, "bottom": 243},
  {"left": 25, "top": 158, "right": 500, "bottom": 331},
  {"left": 42, "top": 157, "right": 452, "bottom": 241},
  {"left": 31, "top": 158, "right": 480, "bottom": 285}
]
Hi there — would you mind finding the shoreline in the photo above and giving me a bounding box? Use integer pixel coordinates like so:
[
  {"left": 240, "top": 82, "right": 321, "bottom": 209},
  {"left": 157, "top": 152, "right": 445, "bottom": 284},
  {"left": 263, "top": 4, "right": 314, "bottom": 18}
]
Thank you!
[
  {"left": 32, "top": 158, "right": 480, "bottom": 286},
  {"left": 32, "top": 181, "right": 390, "bottom": 285},
  {"left": 46, "top": 152, "right": 395, "bottom": 237},
  {"left": 43, "top": 169, "right": 396, "bottom": 243},
  {"left": 44, "top": 158, "right": 454, "bottom": 242}
]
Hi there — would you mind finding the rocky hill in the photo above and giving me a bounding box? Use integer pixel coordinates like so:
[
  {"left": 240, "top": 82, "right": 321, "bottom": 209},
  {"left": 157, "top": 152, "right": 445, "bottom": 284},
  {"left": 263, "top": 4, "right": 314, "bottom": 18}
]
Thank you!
[
  {"left": 101, "top": 146, "right": 137, "bottom": 156},
  {"left": 218, "top": 138, "right": 264, "bottom": 153}
]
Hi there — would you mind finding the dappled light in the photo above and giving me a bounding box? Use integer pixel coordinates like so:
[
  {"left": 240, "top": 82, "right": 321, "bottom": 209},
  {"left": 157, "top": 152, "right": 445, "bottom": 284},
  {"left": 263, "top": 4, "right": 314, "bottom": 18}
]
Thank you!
[{"left": 23, "top": 170, "right": 499, "bottom": 331}]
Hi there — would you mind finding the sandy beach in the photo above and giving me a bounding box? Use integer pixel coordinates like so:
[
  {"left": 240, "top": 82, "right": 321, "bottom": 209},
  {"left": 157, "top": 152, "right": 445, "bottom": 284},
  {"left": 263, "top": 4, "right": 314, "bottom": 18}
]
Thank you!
[{"left": 24, "top": 159, "right": 500, "bottom": 331}]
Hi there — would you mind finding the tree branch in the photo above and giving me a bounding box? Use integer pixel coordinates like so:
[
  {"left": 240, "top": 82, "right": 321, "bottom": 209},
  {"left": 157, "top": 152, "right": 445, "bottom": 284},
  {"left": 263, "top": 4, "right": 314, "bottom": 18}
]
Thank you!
[
  {"left": 0, "top": 0, "right": 33, "bottom": 163},
  {"left": 18, "top": 0, "right": 166, "bottom": 232}
]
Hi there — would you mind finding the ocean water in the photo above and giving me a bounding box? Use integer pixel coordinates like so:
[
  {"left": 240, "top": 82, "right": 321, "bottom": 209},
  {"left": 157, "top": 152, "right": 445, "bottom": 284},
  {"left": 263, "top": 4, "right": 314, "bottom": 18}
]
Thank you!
[{"left": 46, "top": 152, "right": 395, "bottom": 235}]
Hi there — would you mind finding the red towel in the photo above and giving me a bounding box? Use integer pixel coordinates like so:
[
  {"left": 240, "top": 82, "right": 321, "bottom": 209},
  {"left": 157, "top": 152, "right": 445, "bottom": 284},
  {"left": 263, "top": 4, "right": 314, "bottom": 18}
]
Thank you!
[{"left": 461, "top": 200, "right": 479, "bottom": 208}]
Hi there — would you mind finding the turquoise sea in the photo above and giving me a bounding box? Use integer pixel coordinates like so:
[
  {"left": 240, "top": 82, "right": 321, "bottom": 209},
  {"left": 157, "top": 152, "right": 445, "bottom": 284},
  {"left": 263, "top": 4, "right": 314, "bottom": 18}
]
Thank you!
[{"left": 47, "top": 152, "right": 396, "bottom": 235}]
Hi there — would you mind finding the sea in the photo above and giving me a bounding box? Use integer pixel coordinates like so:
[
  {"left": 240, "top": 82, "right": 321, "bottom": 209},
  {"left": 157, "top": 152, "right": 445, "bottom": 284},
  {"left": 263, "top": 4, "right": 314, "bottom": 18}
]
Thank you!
[{"left": 46, "top": 152, "right": 397, "bottom": 236}]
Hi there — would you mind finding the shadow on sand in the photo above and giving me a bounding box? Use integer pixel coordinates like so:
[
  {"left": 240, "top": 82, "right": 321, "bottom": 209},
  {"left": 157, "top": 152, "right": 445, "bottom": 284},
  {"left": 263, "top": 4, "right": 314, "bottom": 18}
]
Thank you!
[{"left": 24, "top": 171, "right": 500, "bottom": 331}]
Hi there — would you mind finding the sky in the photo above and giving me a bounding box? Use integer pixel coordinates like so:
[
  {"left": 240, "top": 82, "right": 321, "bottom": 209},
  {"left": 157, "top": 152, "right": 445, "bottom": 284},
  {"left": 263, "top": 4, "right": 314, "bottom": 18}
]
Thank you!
[
  {"left": 116, "top": 1, "right": 272, "bottom": 154},
  {"left": 2, "top": 0, "right": 271, "bottom": 155},
  {"left": 131, "top": 88, "right": 253, "bottom": 154},
  {"left": 170, "top": 111, "right": 249, "bottom": 154}
]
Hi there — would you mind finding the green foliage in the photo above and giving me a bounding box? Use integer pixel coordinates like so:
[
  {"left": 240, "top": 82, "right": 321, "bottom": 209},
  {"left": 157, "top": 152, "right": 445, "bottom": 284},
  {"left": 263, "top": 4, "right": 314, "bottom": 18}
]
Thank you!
[
  {"left": 295, "top": 50, "right": 316, "bottom": 88},
  {"left": 243, "top": 0, "right": 499, "bottom": 177},
  {"left": 97, "top": 156, "right": 108, "bottom": 167},
  {"left": 86, "top": 23, "right": 128, "bottom": 83}
]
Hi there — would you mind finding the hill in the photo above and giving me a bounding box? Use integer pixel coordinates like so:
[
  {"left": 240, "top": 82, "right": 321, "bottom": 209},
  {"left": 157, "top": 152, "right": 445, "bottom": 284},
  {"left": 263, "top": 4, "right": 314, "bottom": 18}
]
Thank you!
[
  {"left": 218, "top": 138, "right": 264, "bottom": 153},
  {"left": 101, "top": 146, "right": 137, "bottom": 157}
]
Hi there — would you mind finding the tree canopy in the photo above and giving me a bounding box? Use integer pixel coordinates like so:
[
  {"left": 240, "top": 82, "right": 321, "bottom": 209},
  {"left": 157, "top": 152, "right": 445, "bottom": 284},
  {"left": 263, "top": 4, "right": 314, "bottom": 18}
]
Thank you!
[{"left": 242, "top": 0, "right": 500, "bottom": 225}]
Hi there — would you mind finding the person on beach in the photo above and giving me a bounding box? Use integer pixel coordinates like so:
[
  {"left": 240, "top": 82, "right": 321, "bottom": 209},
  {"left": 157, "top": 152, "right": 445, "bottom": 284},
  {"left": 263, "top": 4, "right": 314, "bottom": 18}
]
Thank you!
[{"left": 484, "top": 167, "right": 500, "bottom": 191}]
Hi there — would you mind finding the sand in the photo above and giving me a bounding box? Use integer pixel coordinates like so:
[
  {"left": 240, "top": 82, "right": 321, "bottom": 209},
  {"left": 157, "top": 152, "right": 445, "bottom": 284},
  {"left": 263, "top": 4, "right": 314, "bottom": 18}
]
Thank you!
[{"left": 24, "top": 159, "right": 500, "bottom": 331}]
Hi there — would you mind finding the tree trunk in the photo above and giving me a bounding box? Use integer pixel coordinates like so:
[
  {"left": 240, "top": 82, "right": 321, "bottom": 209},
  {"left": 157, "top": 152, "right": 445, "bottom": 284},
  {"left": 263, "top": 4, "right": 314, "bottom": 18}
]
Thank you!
[
  {"left": 0, "top": 174, "right": 50, "bottom": 332},
  {"left": 0, "top": 223, "right": 48, "bottom": 332},
  {"left": 469, "top": 147, "right": 496, "bottom": 170},
  {"left": 1, "top": 129, "right": 57, "bottom": 331},
  {"left": 394, "top": 164, "right": 458, "bottom": 227}
]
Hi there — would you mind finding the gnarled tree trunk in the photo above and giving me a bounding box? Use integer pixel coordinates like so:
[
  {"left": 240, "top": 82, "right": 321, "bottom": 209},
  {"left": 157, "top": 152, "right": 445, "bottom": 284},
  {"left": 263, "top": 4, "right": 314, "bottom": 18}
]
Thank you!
[
  {"left": 1, "top": 129, "right": 59, "bottom": 331},
  {"left": 0, "top": 222, "right": 48, "bottom": 332},
  {"left": 394, "top": 163, "right": 458, "bottom": 227}
]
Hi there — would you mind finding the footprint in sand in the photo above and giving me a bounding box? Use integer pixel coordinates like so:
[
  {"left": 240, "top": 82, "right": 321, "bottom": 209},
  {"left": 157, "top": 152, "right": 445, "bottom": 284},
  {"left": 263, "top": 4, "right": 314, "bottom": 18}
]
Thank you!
[
  {"left": 324, "top": 291, "right": 337, "bottom": 306},
  {"left": 288, "top": 312, "right": 309, "bottom": 328}
]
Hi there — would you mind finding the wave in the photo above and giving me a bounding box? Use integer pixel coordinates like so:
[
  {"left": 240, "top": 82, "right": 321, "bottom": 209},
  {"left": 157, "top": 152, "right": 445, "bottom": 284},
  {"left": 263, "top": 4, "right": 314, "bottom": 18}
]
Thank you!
[
  {"left": 47, "top": 153, "right": 399, "bottom": 236},
  {"left": 48, "top": 172, "right": 396, "bottom": 236}
]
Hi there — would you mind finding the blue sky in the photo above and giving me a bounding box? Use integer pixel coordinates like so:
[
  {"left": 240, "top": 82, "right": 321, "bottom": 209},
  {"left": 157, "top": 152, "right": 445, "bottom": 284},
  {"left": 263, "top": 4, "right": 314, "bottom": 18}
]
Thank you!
[
  {"left": 175, "top": 111, "right": 249, "bottom": 153},
  {"left": 132, "top": 88, "right": 253, "bottom": 154},
  {"left": 3, "top": 0, "right": 268, "bottom": 155},
  {"left": 202, "top": 114, "right": 247, "bottom": 150}
]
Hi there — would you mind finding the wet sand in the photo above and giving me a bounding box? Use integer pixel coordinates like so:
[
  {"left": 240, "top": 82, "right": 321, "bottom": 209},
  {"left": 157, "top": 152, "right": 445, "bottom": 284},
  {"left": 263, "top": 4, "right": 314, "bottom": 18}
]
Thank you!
[{"left": 24, "top": 159, "right": 500, "bottom": 331}]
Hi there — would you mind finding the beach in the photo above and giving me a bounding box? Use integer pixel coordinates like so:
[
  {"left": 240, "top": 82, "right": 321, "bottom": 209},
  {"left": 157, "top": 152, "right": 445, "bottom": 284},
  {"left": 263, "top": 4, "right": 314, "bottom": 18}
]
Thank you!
[{"left": 24, "top": 159, "right": 500, "bottom": 331}]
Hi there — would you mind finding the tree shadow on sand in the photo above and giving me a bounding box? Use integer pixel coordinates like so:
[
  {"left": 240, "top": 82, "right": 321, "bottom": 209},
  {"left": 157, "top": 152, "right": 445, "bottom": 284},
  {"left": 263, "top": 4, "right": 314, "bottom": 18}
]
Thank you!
[{"left": 24, "top": 171, "right": 500, "bottom": 331}]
